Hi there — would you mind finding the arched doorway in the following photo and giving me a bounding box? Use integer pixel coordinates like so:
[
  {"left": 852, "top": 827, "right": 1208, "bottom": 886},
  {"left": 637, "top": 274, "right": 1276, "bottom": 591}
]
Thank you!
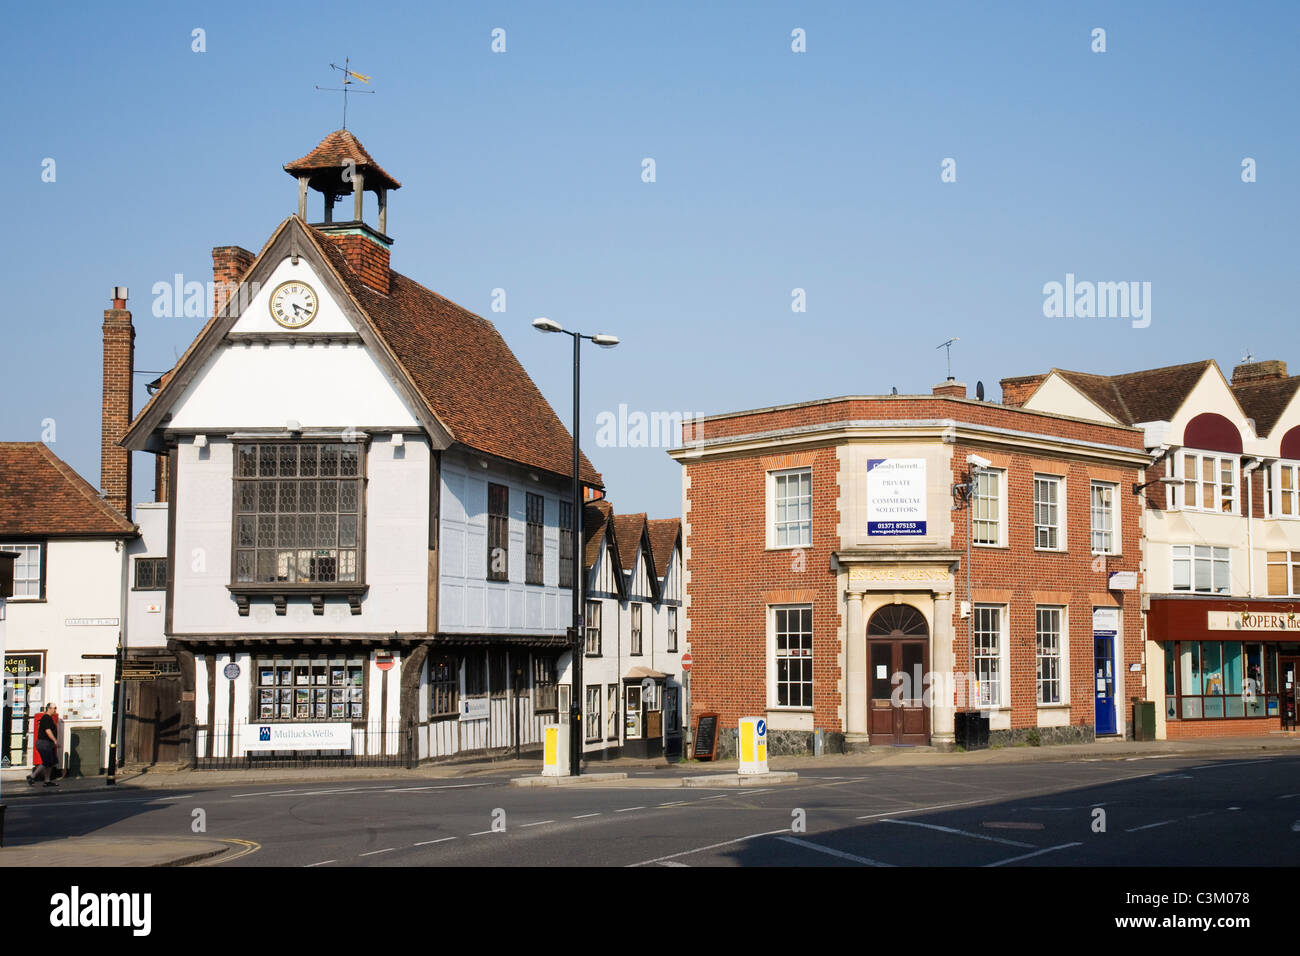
[{"left": 867, "top": 604, "right": 930, "bottom": 745}]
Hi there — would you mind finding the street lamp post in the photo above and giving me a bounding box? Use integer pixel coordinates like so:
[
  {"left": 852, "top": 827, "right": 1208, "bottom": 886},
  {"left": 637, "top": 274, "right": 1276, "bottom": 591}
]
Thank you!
[{"left": 532, "top": 317, "right": 618, "bottom": 776}]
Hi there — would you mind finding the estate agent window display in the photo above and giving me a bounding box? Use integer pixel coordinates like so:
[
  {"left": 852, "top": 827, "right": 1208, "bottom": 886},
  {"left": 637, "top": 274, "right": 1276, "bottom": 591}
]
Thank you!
[{"left": 254, "top": 656, "right": 367, "bottom": 722}]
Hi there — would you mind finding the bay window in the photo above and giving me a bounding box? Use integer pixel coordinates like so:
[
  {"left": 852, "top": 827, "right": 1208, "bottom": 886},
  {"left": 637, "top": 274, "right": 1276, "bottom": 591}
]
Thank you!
[
  {"left": 233, "top": 442, "right": 363, "bottom": 586},
  {"left": 1169, "top": 451, "right": 1237, "bottom": 513}
]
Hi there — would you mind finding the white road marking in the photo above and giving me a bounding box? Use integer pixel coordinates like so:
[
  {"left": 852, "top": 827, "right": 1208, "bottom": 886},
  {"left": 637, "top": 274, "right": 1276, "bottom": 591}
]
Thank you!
[
  {"left": 360, "top": 847, "right": 395, "bottom": 856},
  {"left": 305, "top": 859, "right": 337, "bottom": 867},
  {"left": 1277, "top": 794, "right": 1300, "bottom": 800},
  {"left": 856, "top": 798, "right": 988, "bottom": 820},
  {"left": 882, "top": 819, "right": 1035, "bottom": 849},
  {"left": 776, "top": 836, "right": 892, "bottom": 867},
  {"left": 627, "top": 828, "right": 792, "bottom": 867},
  {"left": 1290, "top": 821, "right": 1300, "bottom": 832},
  {"left": 699, "top": 795, "right": 732, "bottom": 801},
  {"left": 469, "top": 830, "right": 500, "bottom": 836},
  {"left": 1125, "top": 820, "right": 1175, "bottom": 832},
  {"left": 659, "top": 860, "right": 690, "bottom": 867},
  {"left": 414, "top": 837, "right": 457, "bottom": 846},
  {"left": 573, "top": 812, "right": 601, "bottom": 819},
  {"left": 616, "top": 807, "right": 645, "bottom": 813},
  {"left": 986, "top": 842, "right": 1082, "bottom": 867},
  {"left": 520, "top": 820, "right": 555, "bottom": 828},
  {"left": 658, "top": 801, "right": 688, "bottom": 807},
  {"left": 383, "top": 783, "right": 492, "bottom": 793}
]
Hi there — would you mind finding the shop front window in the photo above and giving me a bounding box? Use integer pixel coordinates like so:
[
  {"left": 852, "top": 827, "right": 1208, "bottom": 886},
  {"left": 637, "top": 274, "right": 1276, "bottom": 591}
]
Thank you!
[
  {"left": 1169, "top": 641, "right": 1278, "bottom": 721},
  {"left": 256, "top": 656, "right": 365, "bottom": 721}
]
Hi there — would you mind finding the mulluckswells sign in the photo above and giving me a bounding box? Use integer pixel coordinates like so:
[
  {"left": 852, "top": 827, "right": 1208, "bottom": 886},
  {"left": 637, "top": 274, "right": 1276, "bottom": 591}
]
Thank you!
[
  {"left": 867, "top": 458, "right": 927, "bottom": 536},
  {"left": 1208, "top": 610, "right": 1300, "bottom": 632},
  {"left": 239, "top": 722, "right": 353, "bottom": 752}
]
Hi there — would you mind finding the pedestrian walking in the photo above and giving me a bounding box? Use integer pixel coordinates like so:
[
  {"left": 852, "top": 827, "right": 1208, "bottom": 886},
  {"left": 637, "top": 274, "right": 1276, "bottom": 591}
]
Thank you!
[{"left": 26, "top": 703, "right": 59, "bottom": 787}]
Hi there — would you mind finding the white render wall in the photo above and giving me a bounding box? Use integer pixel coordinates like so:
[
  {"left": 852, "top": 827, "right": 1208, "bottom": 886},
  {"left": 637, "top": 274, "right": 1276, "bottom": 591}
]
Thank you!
[
  {"left": 125, "top": 502, "right": 168, "bottom": 648},
  {"left": 437, "top": 450, "right": 571, "bottom": 635},
  {"left": 167, "top": 255, "right": 421, "bottom": 432},
  {"left": 3, "top": 537, "right": 126, "bottom": 769},
  {"left": 170, "top": 435, "right": 430, "bottom": 634}
]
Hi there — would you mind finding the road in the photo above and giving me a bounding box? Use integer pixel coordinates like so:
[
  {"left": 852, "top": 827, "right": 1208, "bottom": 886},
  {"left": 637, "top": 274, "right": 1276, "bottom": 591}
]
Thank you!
[{"left": 5, "top": 754, "right": 1299, "bottom": 867}]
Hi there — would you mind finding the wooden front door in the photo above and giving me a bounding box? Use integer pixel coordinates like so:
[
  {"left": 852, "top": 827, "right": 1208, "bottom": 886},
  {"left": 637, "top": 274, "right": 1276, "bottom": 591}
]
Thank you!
[
  {"left": 867, "top": 604, "right": 931, "bottom": 746},
  {"left": 124, "top": 677, "right": 182, "bottom": 765}
]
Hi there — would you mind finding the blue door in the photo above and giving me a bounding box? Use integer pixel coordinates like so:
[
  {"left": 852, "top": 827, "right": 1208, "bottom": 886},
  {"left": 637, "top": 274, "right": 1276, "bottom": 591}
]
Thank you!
[{"left": 1094, "top": 636, "right": 1116, "bottom": 735}]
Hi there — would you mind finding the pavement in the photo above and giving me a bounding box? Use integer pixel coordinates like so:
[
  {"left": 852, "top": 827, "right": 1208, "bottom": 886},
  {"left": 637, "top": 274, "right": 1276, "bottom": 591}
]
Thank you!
[{"left": 1, "top": 733, "right": 1297, "bottom": 866}]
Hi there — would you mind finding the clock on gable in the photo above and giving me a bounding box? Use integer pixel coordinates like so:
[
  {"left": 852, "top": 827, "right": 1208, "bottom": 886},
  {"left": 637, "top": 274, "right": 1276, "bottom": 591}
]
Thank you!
[{"left": 269, "top": 280, "right": 319, "bottom": 329}]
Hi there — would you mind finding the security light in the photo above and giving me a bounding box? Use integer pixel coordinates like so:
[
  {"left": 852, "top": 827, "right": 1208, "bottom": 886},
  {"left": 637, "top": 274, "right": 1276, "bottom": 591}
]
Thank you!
[{"left": 966, "top": 453, "right": 992, "bottom": 469}]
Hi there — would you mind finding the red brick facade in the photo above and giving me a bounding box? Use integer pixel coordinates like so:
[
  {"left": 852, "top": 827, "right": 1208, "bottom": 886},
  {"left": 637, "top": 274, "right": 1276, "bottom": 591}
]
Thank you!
[
  {"left": 684, "top": 445, "right": 843, "bottom": 732},
  {"left": 680, "top": 394, "right": 1147, "bottom": 742}
]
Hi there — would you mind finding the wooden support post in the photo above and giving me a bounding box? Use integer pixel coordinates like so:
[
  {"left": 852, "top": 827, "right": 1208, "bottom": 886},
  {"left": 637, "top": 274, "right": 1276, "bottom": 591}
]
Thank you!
[{"left": 353, "top": 171, "right": 365, "bottom": 222}]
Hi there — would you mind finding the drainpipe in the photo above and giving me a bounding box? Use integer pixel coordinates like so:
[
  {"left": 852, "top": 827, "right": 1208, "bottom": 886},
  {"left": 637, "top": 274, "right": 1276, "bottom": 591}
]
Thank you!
[{"left": 1243, "top": 458, "right": 1262, "bottom": 598}]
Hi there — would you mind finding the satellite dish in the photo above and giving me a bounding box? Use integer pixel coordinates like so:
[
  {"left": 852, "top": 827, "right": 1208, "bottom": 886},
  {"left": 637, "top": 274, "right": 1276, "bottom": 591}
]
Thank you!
[{"left": 976, "top": 381, "right": 985, "bottom": 401}]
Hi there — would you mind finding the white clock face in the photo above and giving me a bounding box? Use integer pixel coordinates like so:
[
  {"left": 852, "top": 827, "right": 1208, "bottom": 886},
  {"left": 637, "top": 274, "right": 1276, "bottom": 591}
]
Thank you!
[{"left": 269, "top": 281, "right": 319, "bottom": 329}]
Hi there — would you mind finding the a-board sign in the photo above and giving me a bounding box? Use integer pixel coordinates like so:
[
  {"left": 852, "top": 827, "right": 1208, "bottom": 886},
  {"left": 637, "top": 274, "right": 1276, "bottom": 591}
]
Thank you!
[{"left": 693, "top": 712, "right": 719, "bottom": 761}]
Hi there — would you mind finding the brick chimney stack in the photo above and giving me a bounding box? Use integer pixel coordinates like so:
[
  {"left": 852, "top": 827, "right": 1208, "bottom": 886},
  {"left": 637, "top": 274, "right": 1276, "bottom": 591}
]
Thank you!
[
  {"left": 1000, "top": 373, "right": 1049, "bottom": 407},
  {"left": 323, "top": 233, "right": 391, "bottom": 295},
  {"left": 102, "top": 286, "right": 133, "bottom": 518},
  {"left": 932, "top": 378, "right": 967, "bottom": 398},
  {"left": 212, "top": 245, "right": 256, "bottom": 317},
  {"left": 1232, "top": 360, "right": 1288, "bottom": 385}
]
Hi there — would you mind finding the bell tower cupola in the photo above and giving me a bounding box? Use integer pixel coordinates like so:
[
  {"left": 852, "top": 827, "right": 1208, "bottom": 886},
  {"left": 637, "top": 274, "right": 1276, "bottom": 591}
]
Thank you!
[{"left": 284, "top": 130, "right": 402, "bottom": 293}]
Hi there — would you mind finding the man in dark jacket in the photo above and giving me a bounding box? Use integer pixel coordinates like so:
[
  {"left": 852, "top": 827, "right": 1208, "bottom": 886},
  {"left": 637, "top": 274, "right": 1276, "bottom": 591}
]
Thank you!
[{"left": 26, "top": 703, "right": 59, "bottom": 787}]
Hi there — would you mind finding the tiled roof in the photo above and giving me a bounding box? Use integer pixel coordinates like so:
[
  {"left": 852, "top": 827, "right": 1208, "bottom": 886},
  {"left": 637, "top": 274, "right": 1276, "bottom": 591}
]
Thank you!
[
  {"left": 284, "top": 129, "right": 401, "bottom": 190},
  {"left": 0, "top": 443, "right": 135, "bottom": 537},
  {"left": 645, "top": 518, "right": 680, "bottom": 580},
  {"left": 310, "top": 228, "right": 602, "bottom": 485},
  {"left": 127, "top": 216, "right": 602, "bottom": 487},
  {"left": 584, "top": 499, "right": 615, "bottom": 570},
  {"left": 611, "top": 513, "right": 649, "bottom": 575},
  {"left": 1232, "top": 377, "right": 1300, "bottom": 437},
  {"left": 1054, "top": 361, "right": 1216, "bottom": 425}
]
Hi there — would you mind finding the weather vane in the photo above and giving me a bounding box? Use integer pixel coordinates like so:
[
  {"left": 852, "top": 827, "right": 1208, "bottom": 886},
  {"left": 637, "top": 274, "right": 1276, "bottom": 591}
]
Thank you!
[{"left": 315, "top": 58, "right": 374, "bottom": 129}]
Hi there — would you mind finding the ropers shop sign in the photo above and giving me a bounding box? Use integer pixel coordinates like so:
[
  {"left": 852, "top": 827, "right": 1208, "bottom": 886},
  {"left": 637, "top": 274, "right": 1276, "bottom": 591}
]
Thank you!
[{"left": 1208, "top": 610, "right": 1300, "bottom": 632}]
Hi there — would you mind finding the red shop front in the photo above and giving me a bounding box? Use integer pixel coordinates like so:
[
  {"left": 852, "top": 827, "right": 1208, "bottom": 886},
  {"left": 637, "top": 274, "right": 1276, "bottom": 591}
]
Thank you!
[{"left": 1150, "top": 596, "right": 1300, "bottom": 739}]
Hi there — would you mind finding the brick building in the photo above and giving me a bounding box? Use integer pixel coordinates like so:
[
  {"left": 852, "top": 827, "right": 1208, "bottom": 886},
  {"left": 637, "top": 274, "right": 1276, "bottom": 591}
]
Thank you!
[{"left": 668, "top": 379, "right": 1148, "bottom": 751}]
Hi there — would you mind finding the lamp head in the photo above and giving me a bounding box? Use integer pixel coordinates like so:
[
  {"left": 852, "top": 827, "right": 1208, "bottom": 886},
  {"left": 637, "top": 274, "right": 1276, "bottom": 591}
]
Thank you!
[{"left": 532, "top": 317, "right": 563, "bottom": 333}]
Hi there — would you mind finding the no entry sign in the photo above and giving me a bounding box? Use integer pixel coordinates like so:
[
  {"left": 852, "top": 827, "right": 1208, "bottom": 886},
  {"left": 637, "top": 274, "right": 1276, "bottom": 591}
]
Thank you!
[{"left": 681, "top": 653, "right": 692, "bottom": 672}]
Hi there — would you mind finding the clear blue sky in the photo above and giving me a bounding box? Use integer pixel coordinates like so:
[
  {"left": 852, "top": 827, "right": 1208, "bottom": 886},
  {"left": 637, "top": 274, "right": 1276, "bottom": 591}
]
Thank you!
[{"left": 2, "top": 1, "right": 1296, "bottom": 520}]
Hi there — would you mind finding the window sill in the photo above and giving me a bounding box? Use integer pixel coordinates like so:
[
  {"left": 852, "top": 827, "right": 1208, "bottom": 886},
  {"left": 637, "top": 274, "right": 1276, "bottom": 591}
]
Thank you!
[
  {"left": 1036, "top": 702, "right": 1070, "bottom": 710},
  {"left": 766, "top": 706, "right": 813, "bottom": 713},
  {"left": 1033, "top": 547, "right": 1068, "bottom": 554},
  {"left": 765, "top": 544, "right": 812, "bottom": 553},
  {"left": 972, "top": 543, "right": 1008, "bottom": 550},
  {"left": 3, "top": 597, "right": 46, "bottom": 604}
]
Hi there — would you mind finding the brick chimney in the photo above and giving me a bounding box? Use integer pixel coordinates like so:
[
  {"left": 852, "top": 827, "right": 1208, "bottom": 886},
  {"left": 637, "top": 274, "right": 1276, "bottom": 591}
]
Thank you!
[
  {"left": 1000, "top": 373, "right": 1049, "bottom": 407},
  {"left": 1232, "top": 360, "right": 1287, "bottom": 385},
  {"left": 932, "top": 378, "right": 967, "bottom": 398},
  {"left": 322, "top": 233, "right": 391, "bottom": 294},
  {"left": 101, "top": 287, "right": 133, "bottom": 518},
  {"left": 212, "top": 246, "right": 256, "bottom": 318}
]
